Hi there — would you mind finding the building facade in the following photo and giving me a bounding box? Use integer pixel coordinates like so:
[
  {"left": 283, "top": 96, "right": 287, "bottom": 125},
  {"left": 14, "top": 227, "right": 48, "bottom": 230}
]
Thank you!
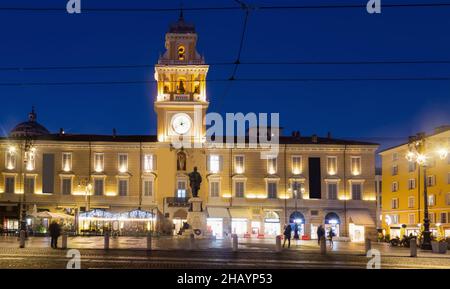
[
  {"left": 380, "top": 126, "right": 450, "bottom": 239},
  {"left": 0, "top": 15, "right": 378, "bottom": 241}
]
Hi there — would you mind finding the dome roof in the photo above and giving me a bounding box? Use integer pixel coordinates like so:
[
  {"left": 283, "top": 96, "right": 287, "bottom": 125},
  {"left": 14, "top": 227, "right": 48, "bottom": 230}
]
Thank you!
[{"left": 9, "top": 107, "right": 50, "bottom": 138}]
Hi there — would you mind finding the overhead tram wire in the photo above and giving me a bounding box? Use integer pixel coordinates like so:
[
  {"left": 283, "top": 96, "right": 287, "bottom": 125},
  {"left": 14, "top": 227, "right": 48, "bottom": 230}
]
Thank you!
[
  {"left": 1, "top": 2, "right": 450, "bottom": 12},
  {"left": 1, "top": 60, "right": 450, "bottom": 72},
  {"left": 1, "top": 77, "right": 450, "bottom": 87},
  {"left": 215, "top": 0, "right": 251, "bottom": 108}
]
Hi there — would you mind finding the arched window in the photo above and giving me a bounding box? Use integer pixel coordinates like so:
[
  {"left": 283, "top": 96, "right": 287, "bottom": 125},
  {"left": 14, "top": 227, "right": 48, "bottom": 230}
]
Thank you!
[
  {"left": 324, "top": 212, "right": 340, "bottom": 224},
  {"left": 289, "top": 211, "right": 305, "bottom": 224}
]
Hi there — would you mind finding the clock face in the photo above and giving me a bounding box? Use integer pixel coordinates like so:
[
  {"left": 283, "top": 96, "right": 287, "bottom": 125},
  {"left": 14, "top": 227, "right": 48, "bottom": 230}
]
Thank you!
[{"left": 171, "top": 113, "right": 192, "bottom": 135}]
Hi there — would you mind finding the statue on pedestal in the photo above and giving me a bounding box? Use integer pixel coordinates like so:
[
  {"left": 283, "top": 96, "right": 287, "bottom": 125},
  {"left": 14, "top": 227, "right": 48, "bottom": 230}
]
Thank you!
[{"left": 188, "top": 166, "right": 202, "bottom": 198}]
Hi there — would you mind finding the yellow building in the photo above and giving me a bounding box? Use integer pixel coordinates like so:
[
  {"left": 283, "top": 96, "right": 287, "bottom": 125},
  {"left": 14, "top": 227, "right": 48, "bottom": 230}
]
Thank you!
[
  {"left": 0, "top": 14, "right": 379, "bottom": 241},
  {"left": 380, "top": 126, "right": 450, "bottom": 239}
]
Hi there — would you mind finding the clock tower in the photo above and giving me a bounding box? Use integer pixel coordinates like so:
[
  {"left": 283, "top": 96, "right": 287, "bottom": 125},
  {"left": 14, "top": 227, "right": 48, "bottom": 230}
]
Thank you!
[{"left": 154, "top": 12, "right": 209, "bottom": 144}]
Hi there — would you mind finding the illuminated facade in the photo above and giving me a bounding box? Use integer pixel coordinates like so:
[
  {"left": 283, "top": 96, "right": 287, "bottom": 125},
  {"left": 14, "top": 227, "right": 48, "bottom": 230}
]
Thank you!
[
  {"left": 0, "top": 15, "right": 378, "bottom": 241},
  {"left": 380, "top": 126, "right": 450, "bottom": 239}
]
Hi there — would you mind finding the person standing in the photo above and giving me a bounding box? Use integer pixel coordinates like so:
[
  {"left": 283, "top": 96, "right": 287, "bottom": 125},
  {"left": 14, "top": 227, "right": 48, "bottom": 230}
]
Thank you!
[
  {"left": 317, "top": 225, "right": 325, "bottom": 245},
  {"left": 282, "top": 224, "right": 292, "bottom": 248},
  {"left": 49, "top": 221, "right": 61, "bottom": 249}
]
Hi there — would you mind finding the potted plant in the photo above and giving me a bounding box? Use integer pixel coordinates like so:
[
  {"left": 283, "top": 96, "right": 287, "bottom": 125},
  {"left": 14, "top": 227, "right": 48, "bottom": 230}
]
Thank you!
[{"left": 431, "top": 237, "right": 448, "bottom": 254}]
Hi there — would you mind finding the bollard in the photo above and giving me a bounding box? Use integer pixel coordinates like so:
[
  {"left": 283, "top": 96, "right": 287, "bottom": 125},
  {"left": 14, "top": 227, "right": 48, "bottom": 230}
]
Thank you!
[
  {"left": 190, "top": 233, "right": 195, "bottom": 250},
  {"left": 320, "top": 236, "right": 326, "bottom": 255},
  {"left": 19, "top": 230, "right": 26, "bottom": 249},
  {"left": 275, "top": 235, "right": 282, "bottom": 253},
  {"left": 232, "top": 234, "right": 238, "bottom": 252},
  {"left": 410, "top": 238, "right": 417, "bottom": 257},
  {"left": 104, "top": 231, "right": 110, "bottom": 250},
  {"left": 365, "top": 238, "right": 371, "bottom": 253},
  {"left": 61, "top": 233, "right": 68, "bottom": 249},
  {"left": 146, "top": 232, "right": 152, "bottom": 251}
]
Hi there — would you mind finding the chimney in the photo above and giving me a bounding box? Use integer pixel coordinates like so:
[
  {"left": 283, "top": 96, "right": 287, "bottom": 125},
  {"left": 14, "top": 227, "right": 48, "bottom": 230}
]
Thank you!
[{"left": 312, "top": 134, "right": 318, "bottom": 143}]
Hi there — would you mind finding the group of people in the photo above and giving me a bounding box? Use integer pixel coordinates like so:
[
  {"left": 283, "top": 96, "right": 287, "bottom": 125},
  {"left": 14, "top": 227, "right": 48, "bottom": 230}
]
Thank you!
[{"left": 282, "top": 223, "right": 335, "bottom": 248}]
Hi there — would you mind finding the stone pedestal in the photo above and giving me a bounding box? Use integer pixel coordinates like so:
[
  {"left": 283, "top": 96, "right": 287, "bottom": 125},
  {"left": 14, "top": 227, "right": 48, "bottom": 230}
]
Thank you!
[{"left": 182, "top": 198, "right": 212, "bottom": 239}]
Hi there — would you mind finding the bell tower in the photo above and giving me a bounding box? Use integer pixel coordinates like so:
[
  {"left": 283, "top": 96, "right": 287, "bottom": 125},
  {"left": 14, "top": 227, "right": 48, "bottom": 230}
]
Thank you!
[{"left": 154, "top": 11, "right": 209, "bottom": 144}]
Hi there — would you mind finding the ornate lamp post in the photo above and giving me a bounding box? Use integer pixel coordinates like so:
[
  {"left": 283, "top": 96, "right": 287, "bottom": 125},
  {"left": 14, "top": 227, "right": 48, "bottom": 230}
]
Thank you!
[{"left": 406, "top": 133, "right": 448, "bottom": 250}]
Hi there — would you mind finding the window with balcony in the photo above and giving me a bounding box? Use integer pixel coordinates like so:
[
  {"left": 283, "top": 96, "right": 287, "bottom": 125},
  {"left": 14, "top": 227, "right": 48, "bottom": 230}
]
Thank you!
[
  {"left": 177, "top": 180, "right": 187, "bottom": 198},
  {"left": 234, "top": 155, "right": 245, "bottom": 174},
  {"left": 440, "top": 212, "right": 447, "bottom": 224},
  {"left": 24, "top": 177, "right": 35, "bottom": 194},
  {"left": 118, "top": 154, "right": 128, "bottom": 173},
  {"left": 5, "top": 148, "right": 16, "bottom": 170},
  {"left": 209, "top": 180, "right": 220, "bottom": 197},
  {"left": 291, "top": 156, "right": 302, "bottom": 175},
  {"left": 408, "top": 178, "right": 416, "bottom": 190},
  {"left": 4, "top": 176, "right": 15, "bottom": 194},
  {"left": 391, "top": 165, "right": 398, "bottom": 176},
  {"left": 391, "top": 198, "right": 399, "bottom": 209},
  {"left": 327, "top": 183, "right": 338, "bottom": 200},
  {"left": 267, "top": 182, "right": 277, "bottom": 199},
  {"left": 235, "top": 181, "right": 245, "bottom": 198},
  {"left": 62, "top": 152, "right": 72, "bottom": 172},
  {"left": 391, "top": 182, "right": 399, "bottom": 192},
  {"left": 350, "top": 156, "right": 361, "bottom": 176},
  {"left": 118, "top": 179, "right": 128, "bottom": 196},
  {"left": 408, "top": 196, "right": 415, "bottom": 208},
  {"left": 143, "top": 154, "right": 154, "bottom": 172},
  {"left": 408, "top": 161, "right": 416, "bottom": 172},
  {"left": 428, "top": 194, "right": 436, "bottom": 206},
  {"left": 94, "top": 153, "right": 104, "bottom": 173},
  {"left": 25, "top": 149, "right": 36, "bottom": 171},
  {"left": 208, "top": 154, "right": 221, "bottom": 173},
  {"left": 327, "top": 156, "right": 337, "bottom": 175},
  {"left": 351, "top": 183, "right": 362, "bottom": 200},
  {"left": 267, "top": 157, "right": 277, "bottom": 175},
  {"left": 94, "top": 179, "right": 104, "bottom": 196},
  {"left": 62, "top": 178, "right": 72, "bottom": 195},
  {"left": 143, "top": 179, "right": 153, "bottom": 197}
]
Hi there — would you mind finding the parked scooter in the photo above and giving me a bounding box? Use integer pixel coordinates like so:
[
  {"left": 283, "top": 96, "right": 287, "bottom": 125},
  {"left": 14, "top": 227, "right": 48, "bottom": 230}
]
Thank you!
[{"left": 390, "top": 235, "right": 416, "bottom": 247}]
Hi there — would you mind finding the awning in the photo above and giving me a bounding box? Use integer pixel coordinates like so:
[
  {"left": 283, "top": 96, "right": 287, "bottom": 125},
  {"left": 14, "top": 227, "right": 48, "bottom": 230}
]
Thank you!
[
  {"left": 207, "top": 207, "right": 230, "bottom": 219},
  {"left": 347, "top": 210, "right": 375, "bottom": 226},
  {"left": 229, "top": 208, "right": 250, "bottom": 219},
  {"left": 31, "top": 211, "right": 74, "bottom": 219}
]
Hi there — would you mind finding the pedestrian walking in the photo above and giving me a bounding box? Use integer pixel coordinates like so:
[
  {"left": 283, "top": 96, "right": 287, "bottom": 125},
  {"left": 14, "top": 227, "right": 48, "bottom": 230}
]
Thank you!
[
  {"left": 282, "top": 224, "right": 292, "bottom": 248},
  {"left": 49, "top": 221, "right": 61, "bottom": 249},
  {"left": 328, "top": 228, "right": 334, "bottom": 248}
]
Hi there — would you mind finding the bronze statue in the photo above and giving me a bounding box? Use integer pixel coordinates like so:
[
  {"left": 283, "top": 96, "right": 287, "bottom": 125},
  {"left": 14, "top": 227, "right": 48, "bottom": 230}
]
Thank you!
[{"left": 188, "top": 166, "right": 202, "bottom": 198}]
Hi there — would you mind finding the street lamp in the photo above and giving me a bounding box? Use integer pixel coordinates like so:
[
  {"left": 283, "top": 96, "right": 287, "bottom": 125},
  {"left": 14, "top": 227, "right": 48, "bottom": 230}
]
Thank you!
[{"left": 406, "top": 133, "right": 448, "bottom": 250}]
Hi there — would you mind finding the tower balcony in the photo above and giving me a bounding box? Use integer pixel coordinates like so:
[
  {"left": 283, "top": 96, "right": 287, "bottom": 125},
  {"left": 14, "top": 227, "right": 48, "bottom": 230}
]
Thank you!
[
  {"left": 157, "top": 93, "right": 205, "bottom": 102},
  {"left": 158, "top": 59, "right": 205, "bottom": 66}
]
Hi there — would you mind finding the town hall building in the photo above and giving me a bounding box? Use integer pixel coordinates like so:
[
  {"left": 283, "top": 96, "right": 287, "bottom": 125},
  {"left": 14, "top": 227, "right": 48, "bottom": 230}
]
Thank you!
[{"left": 0, "top": 14, "right": 379, "bottom": 241}]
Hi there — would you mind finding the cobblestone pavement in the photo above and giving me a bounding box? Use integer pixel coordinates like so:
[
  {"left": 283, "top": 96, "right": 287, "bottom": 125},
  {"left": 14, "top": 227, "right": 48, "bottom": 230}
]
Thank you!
[{"left": 1, "top": 236, "right": 449, "bottom": 268}]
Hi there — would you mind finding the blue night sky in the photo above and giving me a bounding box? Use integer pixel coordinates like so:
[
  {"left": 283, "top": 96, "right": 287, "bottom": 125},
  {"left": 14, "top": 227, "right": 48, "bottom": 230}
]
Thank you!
[{"left": 0, "top": 0, "right": 449, "bottom": 152}]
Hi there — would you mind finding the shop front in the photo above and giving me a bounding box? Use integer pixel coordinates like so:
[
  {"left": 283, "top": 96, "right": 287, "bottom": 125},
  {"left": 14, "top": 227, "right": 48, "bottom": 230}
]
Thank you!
[
  {"left": 230, "top": 208, "right": 250, "bottom": 237},
  {"left": 206, "top": 207, "right": 230, "bottom": 239},
  {"left": 289, "top": 211, "right": 305, "bottom": 239},
  {"left": 324, "top": 212, "right": 340, "bottom": 238},
  {"left": 263, "top": 211, "right": 281, "bottom": 237},
  {"left": 347, "top": 210, "right": 376, "bottom": 242},
  {"left": 0, "top": 204, "right": 19, "bottom": 235}
]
